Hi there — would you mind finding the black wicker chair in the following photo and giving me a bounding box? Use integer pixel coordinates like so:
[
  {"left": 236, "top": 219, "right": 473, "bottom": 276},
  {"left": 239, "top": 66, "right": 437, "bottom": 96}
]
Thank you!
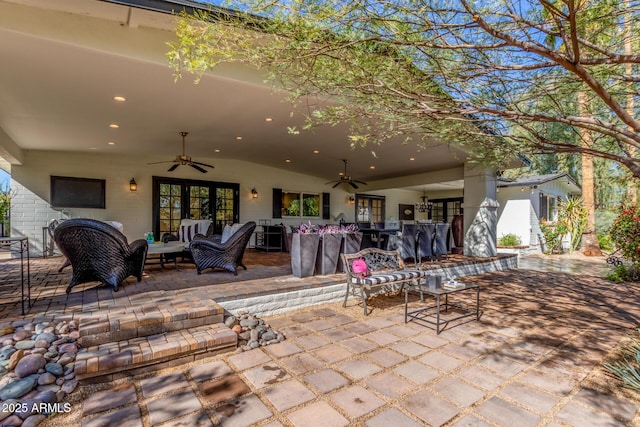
[
  {"left": 190, "top": 221, "right": 256, "bottom": 275},
  {"left": 54, "top": 218, "right": 148, "bottom": 293},
  {"left": 47, "top": 219, "right": 71, "bottom": 272}
]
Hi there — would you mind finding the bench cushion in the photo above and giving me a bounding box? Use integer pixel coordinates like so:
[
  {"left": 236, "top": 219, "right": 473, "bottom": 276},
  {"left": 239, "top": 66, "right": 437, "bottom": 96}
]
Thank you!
[{"left": 353, "top": 269, "right": 425, "bottom": 286}]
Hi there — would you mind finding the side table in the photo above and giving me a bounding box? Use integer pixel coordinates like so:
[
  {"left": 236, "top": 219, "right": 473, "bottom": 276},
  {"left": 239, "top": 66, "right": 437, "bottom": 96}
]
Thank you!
[
  {"left": 404, "top": 280, "right": 479, "bottom": 334},
  {"left": 0, "top": 237, "right": 31, "bottom": 315}
]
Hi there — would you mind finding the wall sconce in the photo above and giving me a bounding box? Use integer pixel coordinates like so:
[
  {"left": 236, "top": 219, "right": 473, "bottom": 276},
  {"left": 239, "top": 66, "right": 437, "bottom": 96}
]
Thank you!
[
  {"left": 347, "top": 196, "right": 355, "bottom": 205},
  {"left": 251, "top": 188, "right": 259, "bottom": 199},
  {"left": 129, "top": 178, "right": 137, "bottom": 192}
]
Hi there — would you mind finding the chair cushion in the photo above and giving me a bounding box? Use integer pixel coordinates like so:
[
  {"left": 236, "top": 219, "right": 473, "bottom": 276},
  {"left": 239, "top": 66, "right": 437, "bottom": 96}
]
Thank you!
[
  {"left": 353, "top": 269, "right": 425, "bottom": 285},
  {"left": 180, "top": 219, "right": 212, "bottom": 243},
  {"left": 221, "top": 223, "right": 244, "bottom": 243}
]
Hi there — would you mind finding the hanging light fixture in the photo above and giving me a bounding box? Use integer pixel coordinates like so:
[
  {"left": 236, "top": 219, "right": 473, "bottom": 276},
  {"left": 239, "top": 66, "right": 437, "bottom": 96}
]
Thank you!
[{"left": 417, "top": 189, "right": 432, "bottom": 213}]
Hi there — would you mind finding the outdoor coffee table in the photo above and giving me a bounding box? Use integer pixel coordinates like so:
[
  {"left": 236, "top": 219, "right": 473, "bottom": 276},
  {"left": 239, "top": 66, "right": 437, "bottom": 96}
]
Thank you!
[
  {"left": 146, "top": 241, "right": 186, "bottom": 269},
  {"left": 404, "top": 280, "right": 480, "bottom": 334}
]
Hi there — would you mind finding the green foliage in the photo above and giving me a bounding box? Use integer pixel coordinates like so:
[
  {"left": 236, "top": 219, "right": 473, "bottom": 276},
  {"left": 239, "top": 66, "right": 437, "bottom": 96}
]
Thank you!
[
  {"left": 605, "top": 329, "right": 640, "bottom": 393},
  {"left": 598, "top": 232, "right": 614, "bottom": 252},
  {"left": 610, "top": 206, "right": 640, "bottom": 267},
  {"left": 0, "top": 182, "right": 10, "bottom": 222},
  {"left": 540, "top": 197, "right": 588, "bottom": 254},
  {"left": 498, "top": 233, "right": 522, "bottom": 247},
  {"left": 168, "top": 1, "right": 640, "bottom": 178},
  {"left": 605, "top": 263, "right": 640, "bottom": 283}
]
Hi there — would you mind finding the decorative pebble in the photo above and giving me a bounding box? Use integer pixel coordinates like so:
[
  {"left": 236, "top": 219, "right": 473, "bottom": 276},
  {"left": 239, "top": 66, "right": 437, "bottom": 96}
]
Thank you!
[
  {"left": 37, "top": 373, "right": 55, "bottom": 386},
  {"left": 227, "top": 312, "right": 286, "bottom": 353},
  {"left": 44, "top": 363, "right": 63, "bottom": 377},
  {"left": 0, "top": 320, "right": 79, "bottom": 421},
  {"left": 0, "top": 375, "right": 38, "bottom": 400},
  {"left": 15, "top": 355, "right": 46, "bottom": 378},
  {"left": 15, "top": 341, "right": 35, "bottom": 351}
]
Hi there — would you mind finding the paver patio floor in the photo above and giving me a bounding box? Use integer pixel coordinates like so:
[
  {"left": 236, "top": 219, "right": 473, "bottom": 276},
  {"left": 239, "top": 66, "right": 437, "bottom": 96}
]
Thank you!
[{"left": 2, "top": 252, "right": 639, "bottom": 426}]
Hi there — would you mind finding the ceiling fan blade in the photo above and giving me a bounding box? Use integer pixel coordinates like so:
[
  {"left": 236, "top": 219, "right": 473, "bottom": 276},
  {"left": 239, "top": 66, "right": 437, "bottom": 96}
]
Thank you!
[
  {"left": 168, "top": 163, "right": 179, "bottom": 172},
  {"left": 148, "top": 160, "right": 175, "bottom": 165},
  {"left": 191, "top": 161, "right": 215, "bottom": 169},
  {"left": 352, "top": 180, "right": 367, "bottom": 185},
  {"left": 332, "top": 182, "right": 341, "bottom": 188},
  {"left": 349, "top": 182, "right": 358, "bottom": 189},
  {"left": 190, "top": 164, "right": 208, "bottom": 173}
]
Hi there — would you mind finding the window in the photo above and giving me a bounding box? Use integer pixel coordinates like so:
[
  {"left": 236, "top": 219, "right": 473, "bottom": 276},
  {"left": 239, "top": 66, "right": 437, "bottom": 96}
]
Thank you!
[
  {"left": 282, "top": 191, "right": 320, "bottom": 217},
  {"left": 153, "top": 176, "right": 239, "bottom": 238},
  {"left": 429, "top": 197, "right": 463, "bottom": 222},
  {"left": 355, "top": 194, "right": 385, "bottom": 223},
  {"left": 539, "top": 194, "right": 560, "bottom": 222}
]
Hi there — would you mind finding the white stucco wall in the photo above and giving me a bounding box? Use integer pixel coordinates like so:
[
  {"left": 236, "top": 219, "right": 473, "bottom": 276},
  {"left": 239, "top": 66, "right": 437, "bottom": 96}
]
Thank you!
[
  {"left": 497, "top": 187, "right": 534, "bottom": 247},
  {"left": 11, "top": 150, "right": 428, "bottom": 256}
]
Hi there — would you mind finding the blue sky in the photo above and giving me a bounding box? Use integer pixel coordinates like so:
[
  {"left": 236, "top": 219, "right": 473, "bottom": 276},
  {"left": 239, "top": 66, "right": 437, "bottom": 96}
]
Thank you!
[{"left": 0, "top": 170, "right": 9, "bottom": 189}]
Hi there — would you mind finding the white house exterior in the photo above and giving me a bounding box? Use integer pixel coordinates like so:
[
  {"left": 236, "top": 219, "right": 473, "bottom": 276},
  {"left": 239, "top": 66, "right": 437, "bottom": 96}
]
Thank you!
[{"left": 496, "top": 173, "right": 581, "bottom": 254}]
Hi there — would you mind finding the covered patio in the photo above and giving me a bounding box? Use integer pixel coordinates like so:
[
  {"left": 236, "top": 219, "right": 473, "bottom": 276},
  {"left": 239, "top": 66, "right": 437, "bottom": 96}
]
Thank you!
[{"left": 1, "top": 253, "right": 639, "bottom": 425}]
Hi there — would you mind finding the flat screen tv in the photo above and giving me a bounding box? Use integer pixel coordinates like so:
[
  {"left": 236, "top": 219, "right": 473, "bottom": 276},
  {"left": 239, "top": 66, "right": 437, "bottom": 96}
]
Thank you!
[{"left": 50, "top": 176, "right": 106, "bottom": 209}]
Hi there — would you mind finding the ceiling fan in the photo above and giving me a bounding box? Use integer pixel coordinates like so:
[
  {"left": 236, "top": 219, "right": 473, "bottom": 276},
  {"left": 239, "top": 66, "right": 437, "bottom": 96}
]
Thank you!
[
  {"left": 148, "top": 132, "right": 214, "bottom": 173},
  {"left": 326, "top": 159, "right": 368, "bottom": 189}
]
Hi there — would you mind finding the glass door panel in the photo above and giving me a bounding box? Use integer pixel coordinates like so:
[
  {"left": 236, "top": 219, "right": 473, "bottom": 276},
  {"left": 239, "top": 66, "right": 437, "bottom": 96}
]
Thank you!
[{"left": 159, "top": 183, "right": 181, "bottom": 237}]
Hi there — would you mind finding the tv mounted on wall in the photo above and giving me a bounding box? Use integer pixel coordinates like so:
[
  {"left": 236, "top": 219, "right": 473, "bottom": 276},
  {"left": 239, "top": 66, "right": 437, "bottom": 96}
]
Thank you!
[{"left": 50, "top": 176, "right": 106, "bottom": 209}]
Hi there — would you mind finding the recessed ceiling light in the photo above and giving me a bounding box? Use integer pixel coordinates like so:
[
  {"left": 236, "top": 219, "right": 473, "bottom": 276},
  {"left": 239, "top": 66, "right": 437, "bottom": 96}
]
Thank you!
[
  {"left": 107, "top": 141, "right": 115, "bottom": 145},
  {"left": 369, "top": 165, "right": 375, "bottom": 169},
  {"left": 313, "top": 150, "right": 319, "bottom": 154},
  {"left": 236, "top": 136, "right": 243, "bottom": 140},
  {"left": 339, "top": 172, "right": 344, "bottom": 176},
  {"left": 285, "top": 159, "right": 291, "bottom": 163},
  {"left": 214, "top": 149, "right": 220, "bottom": 153},
  {"left": 409, "top": 157, "right": 415, "bottom": 161},
  {"left": 109, "top": 123, "right": 119, "bottom": 129},
  {"left": 265, "top": 117, "right": 273, "bottom": 122},
  {"left": 89, "top": 147, "right": 98, "bottom": 150},
  {"left": 113, "top": 96, "right": 126, "bottom": 102}
]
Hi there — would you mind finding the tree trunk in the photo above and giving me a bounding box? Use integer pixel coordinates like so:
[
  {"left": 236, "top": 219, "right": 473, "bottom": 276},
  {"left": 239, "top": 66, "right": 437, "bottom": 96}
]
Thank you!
[
  {"left": 578, "top": 91, "right": 603, "bottom": 256},
  {"left": 625, "top": 1, "right": 638, "bottom": 205}
]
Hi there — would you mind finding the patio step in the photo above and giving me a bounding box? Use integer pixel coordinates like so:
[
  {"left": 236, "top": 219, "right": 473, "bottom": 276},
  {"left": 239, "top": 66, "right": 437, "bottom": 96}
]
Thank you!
[
  {"left": 76, "top": 296, "right": 225, "bottom": 347},
  {"left": 74, "top": 323, "right": 237, "bottom": 383}
]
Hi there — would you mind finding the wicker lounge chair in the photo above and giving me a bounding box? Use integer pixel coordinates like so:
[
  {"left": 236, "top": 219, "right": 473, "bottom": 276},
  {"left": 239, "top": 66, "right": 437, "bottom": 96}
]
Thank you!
[
  {"left": 47, "top": 219, "right": 71, "bottom": 272},
  {"left": 190, "top": 221, "right": 256, "bottom": 275},
  {"left": 54, "top": 218, "right": 148, "bottom": 293}
]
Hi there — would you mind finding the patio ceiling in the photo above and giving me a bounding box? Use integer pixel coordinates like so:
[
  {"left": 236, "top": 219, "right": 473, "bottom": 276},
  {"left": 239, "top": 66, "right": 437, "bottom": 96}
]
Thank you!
[{"left": 0, "top": 0, "right": 467, "bottom": 191}]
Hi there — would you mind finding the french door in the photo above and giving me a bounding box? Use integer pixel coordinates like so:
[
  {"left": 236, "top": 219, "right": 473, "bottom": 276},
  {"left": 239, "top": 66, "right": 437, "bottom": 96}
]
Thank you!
[{"left": 152, "top": 176, "right": 239, "bottom": 239}]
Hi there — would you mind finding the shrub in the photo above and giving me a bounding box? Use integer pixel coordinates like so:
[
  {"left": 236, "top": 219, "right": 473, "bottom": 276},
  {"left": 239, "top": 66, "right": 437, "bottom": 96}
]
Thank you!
[
  {"left": 498, "top": 233, "right": 522, "bottom": 247},
  {"left": 605, "top": 329, "right": 640, "bottom": 393},
  {"left": 605, "top": 264, "right": 640, "bottom": 282},
  {"left": 598, "top": 232, "right": 614, "bottom": 252},
  {"left": 610, "top": 206, "right": 640, "bottom": 267}
]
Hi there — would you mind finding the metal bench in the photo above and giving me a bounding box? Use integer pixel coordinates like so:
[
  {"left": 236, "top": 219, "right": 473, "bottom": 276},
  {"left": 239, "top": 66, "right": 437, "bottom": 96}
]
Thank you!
[{"left": 341, "top": 248, "right": 430, "bottom": 315}]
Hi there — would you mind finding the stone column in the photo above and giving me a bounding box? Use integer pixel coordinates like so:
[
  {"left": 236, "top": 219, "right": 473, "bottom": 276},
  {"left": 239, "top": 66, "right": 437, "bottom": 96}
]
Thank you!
[{"left": 463, "top": 165, "right": 499, "bottom": 257}]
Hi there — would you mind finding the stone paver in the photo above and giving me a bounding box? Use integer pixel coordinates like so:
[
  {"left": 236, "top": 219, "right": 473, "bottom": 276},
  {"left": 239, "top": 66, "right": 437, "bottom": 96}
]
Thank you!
[
  {"left": 262, "top": 379, "right": 315, "bottom": 411},
  {"left": 401, "top": 390, "right": 460, "bottom": 426},
  {"left": 81, "top": 405, "right": 143, "bottom": 427},
  {"left": 364, "top": 408, "right": 423, "bottom": 427},
  {"left": 145, "top": 389, "right": 203, "bottom": 425},
  {"left": 303, "top": 368, "right": 350, "bottom": 393},
  {"left": 243, "top": 363, "right": 291, "bottom": 389},
  {"left": 140, "top": 371, "right": 189, "bottom": 398},
  {"left": 82, "top": 384, "right": 137, "bottom": 416},
  {"left": 189, "top": 360, "right": 234, "bottom": 382},
  {"left": 329, "top": 385, "right": 385, "bottom": 419},
  {"left": 213, "top": 394, "right": 272, "bottom": 427},
  {"left": 286, "top": 401, "right": 349, "bottom": 427},
  {"left": 475, "top": 396, "right": 540, "bottom": 427}
]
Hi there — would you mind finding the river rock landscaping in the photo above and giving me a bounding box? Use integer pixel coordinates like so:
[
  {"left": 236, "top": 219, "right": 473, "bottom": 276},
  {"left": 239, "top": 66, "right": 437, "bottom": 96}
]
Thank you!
[
  {"left": 0, "top": 320, "right": 79, "bottom": 426},
  {"left": 225, "top": 311, "right": 286, "bottom": 352}
]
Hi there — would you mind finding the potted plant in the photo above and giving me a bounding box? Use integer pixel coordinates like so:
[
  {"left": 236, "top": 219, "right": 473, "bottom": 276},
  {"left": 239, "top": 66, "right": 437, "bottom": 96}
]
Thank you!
[
  {"left": 338, "top": 223, "right": 363, "bottom": 272},
  {"left": 290, "top": 222, "right": 321, "bottom": 277},
  {"left": 315, "top": 224, "right": 344, "bottom": 275}
]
